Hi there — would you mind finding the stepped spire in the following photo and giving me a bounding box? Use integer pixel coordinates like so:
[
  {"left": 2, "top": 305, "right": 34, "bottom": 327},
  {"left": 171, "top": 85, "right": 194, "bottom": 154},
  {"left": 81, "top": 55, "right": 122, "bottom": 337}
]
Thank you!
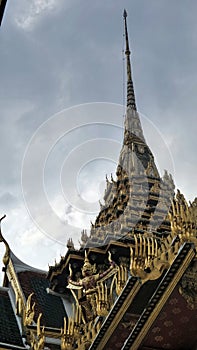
[
  {"left": 122, "top": 10, "right": 145, "bottom": 144},
  {"left": 123, "top": 9, "right": 136, "bottom": 110}
]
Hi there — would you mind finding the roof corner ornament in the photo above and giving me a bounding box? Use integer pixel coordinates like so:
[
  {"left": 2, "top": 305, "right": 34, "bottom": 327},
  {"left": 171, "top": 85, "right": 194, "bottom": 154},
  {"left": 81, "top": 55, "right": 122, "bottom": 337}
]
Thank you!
[
  {"left": 170, "top": 190, "right": 197, "bottom": 247},
  {"left": 24, "top": 292, "right": 36, "bottom": 326},
  {"left": 123, "top": 9, "right": 137, "bottom": 110},
  {"left": 30, "top": 313, "right": 45, "bottom": 350},
  {"left": 0, "top": 214, "right": 10, "bottom": 266},
  {"left": 129, "top": 230, "right": 185, "bottom": 283},
  {"left": 61, "top": 316, "right": 76, "bottom": 350}
]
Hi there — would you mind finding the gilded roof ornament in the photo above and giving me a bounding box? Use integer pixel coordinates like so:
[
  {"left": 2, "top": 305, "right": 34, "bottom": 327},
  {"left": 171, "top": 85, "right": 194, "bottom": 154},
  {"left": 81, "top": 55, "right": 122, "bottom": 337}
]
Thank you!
[
  {"left": 0, "top": 214, "right": 10, "bottom": 266},
  {"left": 24, "top": 292, "right": 35, "bottom": 326},
  {"left": 170, "top": 190, "right": 197, "bottom": 246},
  {"left": 30, "top": 313, "right": 45, "bottom": 350},
  {"left": 82, "top": 250, "right": 96, "bottom": 277},
  {"left": 67, "top": 238, "right": 75, "bottom": 250},
  {"left": 67, "top": 251, "right": 118, "bottom": 321}
]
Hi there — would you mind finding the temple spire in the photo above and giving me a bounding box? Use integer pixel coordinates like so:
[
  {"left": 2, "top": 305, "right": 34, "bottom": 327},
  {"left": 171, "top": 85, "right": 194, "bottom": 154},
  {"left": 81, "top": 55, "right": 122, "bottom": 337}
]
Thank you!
[{"left": 123, "top": 9, "right": 136, "bottom": 110}]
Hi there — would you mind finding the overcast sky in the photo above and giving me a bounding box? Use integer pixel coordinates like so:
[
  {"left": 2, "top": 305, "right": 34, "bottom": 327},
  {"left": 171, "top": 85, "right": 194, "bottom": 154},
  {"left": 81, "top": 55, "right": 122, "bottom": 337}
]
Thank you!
[{"left": 0, "top": 0, "right": 196, "bottom": 280}]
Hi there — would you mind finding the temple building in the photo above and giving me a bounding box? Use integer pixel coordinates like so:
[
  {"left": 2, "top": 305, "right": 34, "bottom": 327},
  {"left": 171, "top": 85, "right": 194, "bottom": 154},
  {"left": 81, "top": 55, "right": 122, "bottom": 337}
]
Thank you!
[{"left": 0, "top": 10, "right": 197, "bottom": 350}]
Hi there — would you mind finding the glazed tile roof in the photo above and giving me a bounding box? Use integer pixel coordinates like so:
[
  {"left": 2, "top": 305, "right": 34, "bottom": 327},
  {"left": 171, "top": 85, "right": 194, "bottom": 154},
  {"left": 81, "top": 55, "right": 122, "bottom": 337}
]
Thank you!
[
  {"left": 0, "top": 288, "right": 25, "bottom": 348},
  {"left": 17, "top": 270, "right": 67, "bottom": 328}
]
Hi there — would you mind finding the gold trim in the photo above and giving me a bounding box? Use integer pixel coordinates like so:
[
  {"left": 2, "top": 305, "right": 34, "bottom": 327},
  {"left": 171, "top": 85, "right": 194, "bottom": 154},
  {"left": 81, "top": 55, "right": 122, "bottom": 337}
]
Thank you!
[
  {"left": 96, "top": 280, "right": 141, "bottom": 350},
  {"left": 49, "top": 241, "right": 130, "bottom": 280},
  {"left": 6, "top": 259, "right": 26, "bottom": 316},
  {"left": 27, "top": 327, "right": 62, "bottom": 338},
  {"left": 129, "top": 247, "right": 195, "bottom": 350},
  {"left": 49, "top": 253, "right": 84, "bottom": 279}
]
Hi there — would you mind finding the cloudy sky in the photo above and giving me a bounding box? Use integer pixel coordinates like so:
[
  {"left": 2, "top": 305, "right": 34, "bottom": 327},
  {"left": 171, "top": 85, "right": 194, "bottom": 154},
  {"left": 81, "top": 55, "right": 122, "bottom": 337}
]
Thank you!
[{"left": 0, "top": 0, "right": 196, "bottom": 281}]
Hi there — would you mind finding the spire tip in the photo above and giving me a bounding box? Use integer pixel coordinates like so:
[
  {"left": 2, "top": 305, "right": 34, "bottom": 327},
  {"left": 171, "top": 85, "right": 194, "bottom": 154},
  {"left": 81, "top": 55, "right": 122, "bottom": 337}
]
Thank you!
[
  {"left": 123, "top": 9, "right": 127, "bottom": 18},
  {"left": 123, "top": 9, "right": 137, "bottom": 110}
]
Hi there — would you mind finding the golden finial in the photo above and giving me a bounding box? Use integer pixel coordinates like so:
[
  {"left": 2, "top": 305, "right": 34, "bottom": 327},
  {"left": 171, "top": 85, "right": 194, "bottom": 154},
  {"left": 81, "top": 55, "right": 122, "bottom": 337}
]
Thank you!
[
  {"left": 24, "top": 293, "right": 35, "bottom": 326},
  {"left": 0, "top": 215, "right": 10, "bottom": 266},
  {"left": 67, "top": 238, "right": 74, "bottom": 250},
  {"left": 82, "top": 250, "right": 96, "bottom": 277}
]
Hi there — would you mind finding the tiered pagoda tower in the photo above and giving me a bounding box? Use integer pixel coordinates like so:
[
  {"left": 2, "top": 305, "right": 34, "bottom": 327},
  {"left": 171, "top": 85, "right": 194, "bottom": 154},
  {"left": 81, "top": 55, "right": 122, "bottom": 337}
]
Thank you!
[
  {"left": 86, "top": 11, "right": 174, "bottom": 246},
  {"left": 0, "top": 10, "right": 197, "bottom": 350}
]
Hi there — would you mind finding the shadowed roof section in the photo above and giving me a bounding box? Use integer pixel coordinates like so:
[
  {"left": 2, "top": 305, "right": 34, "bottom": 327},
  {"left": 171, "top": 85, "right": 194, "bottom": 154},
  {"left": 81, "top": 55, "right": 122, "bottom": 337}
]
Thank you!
[
  {"left": 140, "top": 284, "right": 197, "bottom": 350},
  {"left": 0, "top": 288, "right": 25, "bottom": 348},
  {"left": 2, "top": 251, "right": 67, "bottom": 328},
  {"left": 17, "top": 270, "right": 67, "bottom": 328}
]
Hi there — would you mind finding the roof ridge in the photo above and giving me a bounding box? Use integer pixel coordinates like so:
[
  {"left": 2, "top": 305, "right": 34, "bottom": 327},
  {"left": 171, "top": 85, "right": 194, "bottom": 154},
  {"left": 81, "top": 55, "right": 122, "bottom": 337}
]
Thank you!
[{"left": 10, "top": 251, "right": 46, "bottom": 274}]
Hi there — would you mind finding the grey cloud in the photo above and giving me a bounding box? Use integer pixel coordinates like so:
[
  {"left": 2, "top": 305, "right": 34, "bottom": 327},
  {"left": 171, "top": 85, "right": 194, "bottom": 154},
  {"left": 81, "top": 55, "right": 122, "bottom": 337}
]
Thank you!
[
  {"left": 0, "top": 192, "right": 19, "bottom": 209},
  {"left": 0, "top": 0, "right": 196, "bottom": 276}
]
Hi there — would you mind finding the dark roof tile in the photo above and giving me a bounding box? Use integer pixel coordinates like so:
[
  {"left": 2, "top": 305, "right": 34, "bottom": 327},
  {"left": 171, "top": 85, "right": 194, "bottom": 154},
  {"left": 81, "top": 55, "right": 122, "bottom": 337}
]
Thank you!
[
  {"left": 0, "top": 288, "right": 24, "bottom": 347},
  {"left": 17, "top": 270, "right": 67, "bottom": 328}
]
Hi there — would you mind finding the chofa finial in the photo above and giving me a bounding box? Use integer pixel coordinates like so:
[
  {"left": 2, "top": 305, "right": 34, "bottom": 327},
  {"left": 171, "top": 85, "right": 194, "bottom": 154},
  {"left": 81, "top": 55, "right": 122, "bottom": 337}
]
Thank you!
[
  {"left": 0, "top": 214, "right": 10, "bottom": 266},
  {"left": 0, "top": 214, "right": 6, "bottom": 222}
]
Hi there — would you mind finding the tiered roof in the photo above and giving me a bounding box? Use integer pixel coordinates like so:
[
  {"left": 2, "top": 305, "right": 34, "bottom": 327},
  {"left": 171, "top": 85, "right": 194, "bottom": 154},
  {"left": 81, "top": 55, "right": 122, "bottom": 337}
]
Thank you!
[{"left": 87, "top": 11, "right": 174, "bottom": 247}]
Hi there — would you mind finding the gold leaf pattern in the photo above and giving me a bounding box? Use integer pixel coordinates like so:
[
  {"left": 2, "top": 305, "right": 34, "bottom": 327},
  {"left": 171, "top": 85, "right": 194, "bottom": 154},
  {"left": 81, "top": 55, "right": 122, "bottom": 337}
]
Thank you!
[
  {"left": 158, "top": 311, "right": 167, "bottom": 320},
  {"left": 164, "top": 320, "right": 173, "bottom": 327},
  {"left": 152, "top": 326, "right": 160, "bottom": 334},
  {"left": 169, "top": 298, "right": 178, "bottom": 305},
  {"left": 155, "top": 335, "right": 163, "bottom": 342},
  {"left": 169, "top": 329, "right": 177, "bottom": 337},
  {"left": 172, "top": 307, "right": 181, "bottom": 314},
  {"left": 180, "top": 316, "right": 189, "bottom": 323}
]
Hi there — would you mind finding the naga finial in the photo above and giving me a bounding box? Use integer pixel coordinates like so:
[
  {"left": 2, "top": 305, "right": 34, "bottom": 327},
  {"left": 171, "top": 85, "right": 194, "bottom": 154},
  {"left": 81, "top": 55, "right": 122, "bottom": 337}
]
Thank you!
[
  {"left": 0, "top": 214, "right": 10, "bottom": 266},
  {"left": 0, "top": 214, "right": 6, "bottom": 222}
]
